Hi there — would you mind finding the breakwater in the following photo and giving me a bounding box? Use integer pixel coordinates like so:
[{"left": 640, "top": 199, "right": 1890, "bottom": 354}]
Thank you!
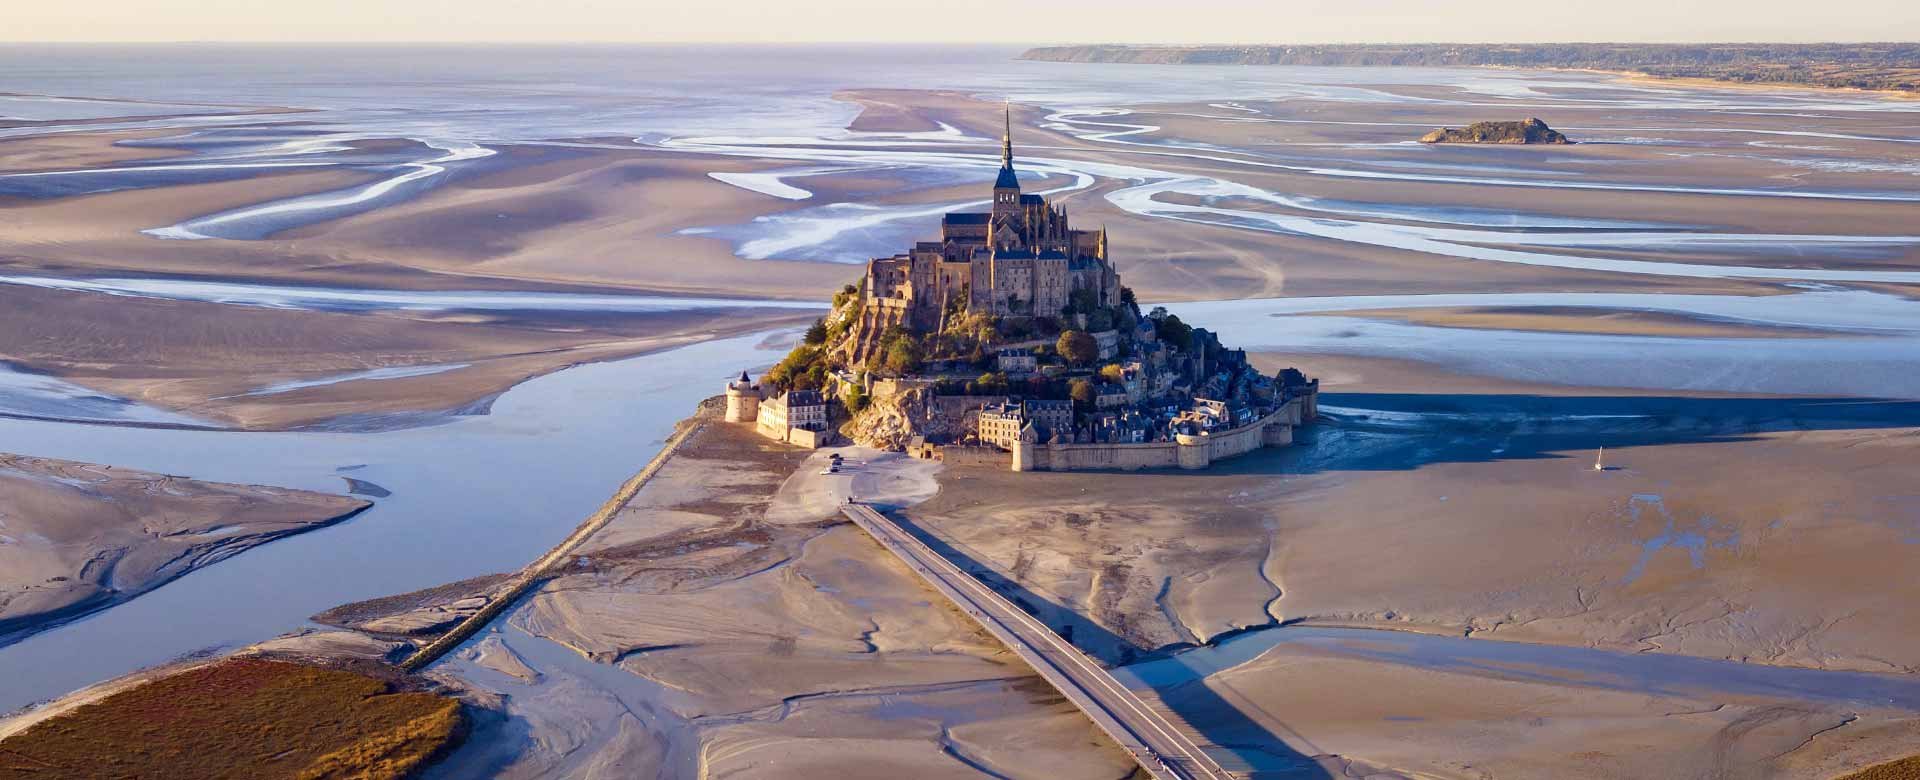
[{"left": 400, "top": 418, "right": 709, "bottom": 671}]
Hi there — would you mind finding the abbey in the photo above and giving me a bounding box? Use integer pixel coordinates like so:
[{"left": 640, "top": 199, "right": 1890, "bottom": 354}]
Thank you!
[{"left": 853, "top": 108, "right": 1120, "bottom": 359}]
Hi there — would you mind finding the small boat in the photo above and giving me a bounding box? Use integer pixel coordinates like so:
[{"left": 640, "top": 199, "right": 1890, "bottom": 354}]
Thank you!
[{"left": 1594, "top": 447, "right": 1606, "bottom": 471}]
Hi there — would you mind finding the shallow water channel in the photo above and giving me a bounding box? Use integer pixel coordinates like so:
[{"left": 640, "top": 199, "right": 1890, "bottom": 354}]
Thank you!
[
  {"left": 4, "top": 284, "right": 1919, "bottom": 719},
  {"left": 0, "top": 331, "right": 792, "bottom": 712}
]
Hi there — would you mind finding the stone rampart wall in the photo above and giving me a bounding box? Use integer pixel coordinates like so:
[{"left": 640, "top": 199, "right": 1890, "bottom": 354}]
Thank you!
[
  {"left": 941, "top": 445, "right": 1010, "bottom": 468},
  {"left": 1021, "top": 395, "right": 1310, "bottom": 472},
  {"left": 1032, "top": 440, "right": 1181, "bottom": 471}
]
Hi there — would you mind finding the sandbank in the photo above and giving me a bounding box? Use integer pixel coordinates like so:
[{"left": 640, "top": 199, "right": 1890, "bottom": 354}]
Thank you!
[{"left": 0, "top": 452, "right": 369, "bottom": 647}]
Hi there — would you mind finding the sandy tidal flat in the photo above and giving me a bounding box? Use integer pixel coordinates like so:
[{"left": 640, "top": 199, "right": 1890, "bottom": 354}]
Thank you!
[
  {"left": 907, "top": 402, "right": 1920, "bottom": 673},
  {"left": 902, "top": 362, "right": 1920, "bottom": 777},
  {"left": 0, "top": 452, "right": 369, "bottom": 646},
  {"left": 335, "top": 412, "right": 1141, "bottom": 780},
  {"left": 1129, "top": 632, "right": 1920, "bottom": 780},
  {"left": 1320, "top": 304, "right": 1834, "bottom": 339},
  {"left": 0, "top": 282, "right": 817, "bottom": 431}
]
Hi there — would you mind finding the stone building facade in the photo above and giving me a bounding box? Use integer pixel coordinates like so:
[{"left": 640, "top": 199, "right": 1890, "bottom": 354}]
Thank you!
[
  {"left": 977, "top": 402, "right": 1026, "bottom": 449},
  {"left": 723, "top": 372, "right": 831, "bottom": 449},
  {"left": 977, "top": 399, "right": 1076, "bottom": 449},
  {"left": 759, "top": 389, "right": 827, "bottom": 436}
]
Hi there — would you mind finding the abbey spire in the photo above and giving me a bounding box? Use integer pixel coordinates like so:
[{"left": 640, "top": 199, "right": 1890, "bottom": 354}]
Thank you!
[
  {"left": 992, "top": 100, "right": 1022, "bottom": 218},
  {"left": 1001, "top": 100, "right": 1014, "bottom": 166}
]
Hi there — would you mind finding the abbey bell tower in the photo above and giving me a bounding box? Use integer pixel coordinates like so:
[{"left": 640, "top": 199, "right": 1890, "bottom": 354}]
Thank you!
[{"left": 991, "top": 103, "right": 1021, "bottom": 222}]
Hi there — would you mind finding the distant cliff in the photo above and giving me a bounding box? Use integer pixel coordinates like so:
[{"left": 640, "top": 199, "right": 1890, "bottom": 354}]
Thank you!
[
  {"left": 1420, "top": 118, "right": 1571, "bottom": 145},
  {"left": 1020, "top": 44, "right": 1920, "bottom": 94}
]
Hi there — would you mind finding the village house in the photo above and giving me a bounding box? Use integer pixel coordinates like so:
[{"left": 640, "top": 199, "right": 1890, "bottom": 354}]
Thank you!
[
  {"left": 977, "top": 401, "right": 1026, "bottom": 449},
  {"left": 996, "top": 347, "right": 1038, "bottom": 376},
  {"left": 724, "top": 371, "right": 832, "bottom": 448}
]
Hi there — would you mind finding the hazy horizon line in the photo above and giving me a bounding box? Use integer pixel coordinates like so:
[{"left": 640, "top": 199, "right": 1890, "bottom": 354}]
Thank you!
[{"left": 3, "top": 39, "right": 1916, "bottom": 46}]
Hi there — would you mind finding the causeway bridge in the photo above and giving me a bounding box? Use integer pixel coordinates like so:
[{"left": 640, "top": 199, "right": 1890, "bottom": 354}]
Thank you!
[{"left": 841, "top": 501, "right": 1236, "bottom": 780}]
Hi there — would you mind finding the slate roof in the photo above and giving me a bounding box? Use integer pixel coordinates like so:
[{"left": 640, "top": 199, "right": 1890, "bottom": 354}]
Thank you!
[{"left": 995, "top": 163, "right": 1020, "bottom": 190}]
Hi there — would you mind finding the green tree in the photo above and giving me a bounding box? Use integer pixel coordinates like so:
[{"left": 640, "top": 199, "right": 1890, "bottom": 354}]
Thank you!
[
  {"left": 831, "top": 283, "right": 861, "bottom": 310},
  {"left": 803, "top": 319, "right": 829, "bottom": 345},
  {"left": 884, "top": 339, "right": 923, "bottom": 375},
  {"left": 1068, "top": 378, "right": 1095, "bottom": 407},
  {"left": 1087, "top": 308, "right": 1114, "bottom": 332},
  {"left": 1156, "top": 314, "right": 1194, "bottom": 351},
  {"left": 1058, "top": 330, "right": 1098, "bottom": 366},
  {"left": 973, "top": 371, "right": 1010, "bottom": 395},
  {"left": 1120, "top": 286, "right": 1137, "bottom": 307},
  {"left": 765, "top": 345, "right": 819, "bottom": 390},
  {"left": 1069, "top": 287, "right": 1100, "bottom": 316},
  {"left": 844, "top": 384, "right": 870, "bottom": 414}
]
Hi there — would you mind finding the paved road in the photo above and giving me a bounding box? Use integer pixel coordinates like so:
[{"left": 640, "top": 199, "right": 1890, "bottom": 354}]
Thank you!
[{"left": 842, "top": 502, "right": 1235, "bottom": 780}]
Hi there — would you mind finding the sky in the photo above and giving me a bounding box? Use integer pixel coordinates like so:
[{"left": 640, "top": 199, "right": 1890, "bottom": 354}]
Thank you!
[{"left": 8, "top": 0, "right": 1919, "bottom": 44}]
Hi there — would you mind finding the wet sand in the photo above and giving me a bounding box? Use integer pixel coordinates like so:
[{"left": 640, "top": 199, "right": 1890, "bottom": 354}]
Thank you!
[
  {"left": 0, "top": 452, "right": 368, "bottom": 647},
  {"left": 0, "top": 282, "right": 818, "bottom": 431},
  {"left": 0, "top": 128, "right": 191, "bottom": 174},
  {"left": 1321, "top": 305, "right": 1835, "bottom": 338},
  {"left": 19, "top": 86, "right": 1914, "bottom": 308},
  {"left": 1129, "top": 627, "right": 1920, "bottom": 780},
  {"left": 907, "top": 378, "right": 1920, "bottom": 673},
  {"left": 3, "top": 68, "right": 1917, "bottom": 776},
  {"left": 894, "top": 347, "right": 1920, "bottom": 776},
  {"left": 393, "top": 411, "right": 1135, "bottom": 779},
  {"left": 279, "top": 150, "right": 860, "bottom": 298},
  {"left": 2, "top": 82, "right": 1912, "bottom": 434}
]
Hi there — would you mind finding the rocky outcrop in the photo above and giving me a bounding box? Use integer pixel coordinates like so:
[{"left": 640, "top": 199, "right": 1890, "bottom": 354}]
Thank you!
[
  {"left": 840, "top": 387, "right": 976, "bottom": 451},
  {"left": 842, "top": 388, "right": 930, "bottom": 450},
  {"left": 1420, "top": 118, "right": 1572, "bottom": 145},
  {"left": 1420, "top": 118, "right": 1566, "bottom": 145}
]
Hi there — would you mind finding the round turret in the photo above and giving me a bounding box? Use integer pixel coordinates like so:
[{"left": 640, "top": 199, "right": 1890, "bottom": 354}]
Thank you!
[{"left": 724, "top": 370, "right": 761, "bottom": 423}]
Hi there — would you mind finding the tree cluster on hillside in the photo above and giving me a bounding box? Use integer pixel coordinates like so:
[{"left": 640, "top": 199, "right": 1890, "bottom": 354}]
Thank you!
[
  {"left": 1057, "top": 330, "right": 1099, "bottom": 367},
  {"left": 1149, "top": 307, "right": 1194, "bottom": 351}
]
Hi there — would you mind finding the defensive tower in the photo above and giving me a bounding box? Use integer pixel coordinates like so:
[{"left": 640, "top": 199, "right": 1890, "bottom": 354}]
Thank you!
[{"left": 724, "top": 370, "right": 761, "bottom": 422}]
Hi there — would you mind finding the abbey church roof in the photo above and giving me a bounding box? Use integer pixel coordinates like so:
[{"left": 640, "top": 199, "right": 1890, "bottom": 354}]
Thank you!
[{"left": 995, "top": 163, "right": 1021, "bottom": 190}]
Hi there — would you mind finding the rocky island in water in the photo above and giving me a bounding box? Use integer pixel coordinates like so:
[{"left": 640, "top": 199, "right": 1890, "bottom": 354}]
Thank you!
[
  {"left": 727, "top": 108, "right": 1320, "bottom": 471},
  {"left": 1420, "top": 118, "right": 1573, "bottom": 145}
]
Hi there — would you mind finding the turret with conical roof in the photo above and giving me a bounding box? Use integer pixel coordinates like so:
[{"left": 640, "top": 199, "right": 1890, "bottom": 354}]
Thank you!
[{"left": 724, "top": 369, "right": 761, "bottom": 423}]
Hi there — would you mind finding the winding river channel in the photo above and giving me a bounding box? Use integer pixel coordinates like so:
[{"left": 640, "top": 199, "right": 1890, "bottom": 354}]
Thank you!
[
  {"left": 0, "top": 330, "right": 792, "bottom": 712},
  {"left": 5, "top": 45, "right": 1920, "bottom": 741},
  {"left": 4, "top": 278, "right": 1920, "bottom": 714}
]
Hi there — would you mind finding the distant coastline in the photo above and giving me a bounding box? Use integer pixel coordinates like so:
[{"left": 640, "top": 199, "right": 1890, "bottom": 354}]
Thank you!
[{"left": 1020, "top": 43, "right": 1920, "bottom": 96}]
